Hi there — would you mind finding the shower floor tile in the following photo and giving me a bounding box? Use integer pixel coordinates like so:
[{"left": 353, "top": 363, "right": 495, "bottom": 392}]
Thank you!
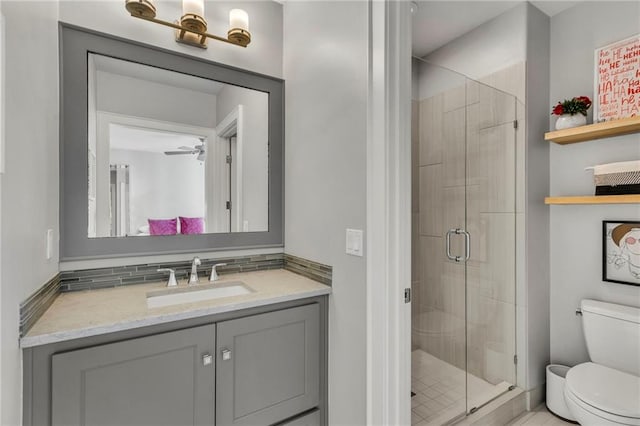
[{"left": 411, "top": 349, "right": 510, "bottom": 425}]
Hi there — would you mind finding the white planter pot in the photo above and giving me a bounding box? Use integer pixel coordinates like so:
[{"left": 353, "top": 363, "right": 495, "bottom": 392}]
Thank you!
[{"left": 555, "top": 114, "right": 587, "bottom": 130}]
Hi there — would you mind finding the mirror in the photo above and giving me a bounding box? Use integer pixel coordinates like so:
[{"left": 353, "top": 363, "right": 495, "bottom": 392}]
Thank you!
[
  {"left": 60, "top": 25, "right": 283, "bottom": 260},
  {"left": 87, "top": 54, "right": 268, "bottom": 238}
]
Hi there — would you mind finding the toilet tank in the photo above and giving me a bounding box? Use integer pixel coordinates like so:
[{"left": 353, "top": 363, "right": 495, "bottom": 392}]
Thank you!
[{"left": 581, "top": 299, "right": 640, "bottom": 376}]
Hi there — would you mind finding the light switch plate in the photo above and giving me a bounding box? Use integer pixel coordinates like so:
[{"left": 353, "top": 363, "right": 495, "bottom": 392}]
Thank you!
[
  {"left": 46, "top": 229, "right": 54, "bottom": 260},
  {"left": 346, "top": 228, "right": 364, "bottom": 257}
]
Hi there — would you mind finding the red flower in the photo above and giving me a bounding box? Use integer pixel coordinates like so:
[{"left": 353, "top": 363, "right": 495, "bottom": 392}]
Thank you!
[
  {"left": 576, "top": 96, "right": 592, "bottom": 108},
  {"left": 552, "top": 104, "right": 564, "bottom": 115}
]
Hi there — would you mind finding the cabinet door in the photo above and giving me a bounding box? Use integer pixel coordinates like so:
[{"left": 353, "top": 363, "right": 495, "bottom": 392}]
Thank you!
[
  {"left": 216, "top": 304, "right": 320, "bottom": 425},
  {"left": 52, "top": 324, "right": 215, "bottom": 426},
  {"left": 279, "top": 410, "right": 321, "bottom": 426}
]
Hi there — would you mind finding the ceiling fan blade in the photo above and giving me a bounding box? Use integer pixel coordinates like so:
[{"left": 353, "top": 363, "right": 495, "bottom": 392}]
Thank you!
[
  {"left": 177, "top": 146, "right": 194, "bottom": 150},
  {"left": 164, "top": 150, "right": 196, "bottom": 155}
]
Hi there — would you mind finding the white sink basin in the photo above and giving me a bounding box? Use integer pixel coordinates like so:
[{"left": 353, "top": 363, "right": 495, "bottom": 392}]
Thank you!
[{"left": 146, "top": 281, "right": 254, "bottom": 309}]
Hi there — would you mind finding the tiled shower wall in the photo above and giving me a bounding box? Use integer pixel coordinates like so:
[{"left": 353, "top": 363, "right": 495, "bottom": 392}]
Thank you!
[{"left": 412, "top": 62, "right": 525, "bottom": 386}]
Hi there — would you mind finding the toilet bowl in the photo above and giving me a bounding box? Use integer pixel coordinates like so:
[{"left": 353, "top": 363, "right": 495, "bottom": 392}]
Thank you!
[
  {"left": 564, "top": 363, "right": 640, "bottom": 426},
  {"left": 563, "top": 300, "right": 640, "bottom": 426}
]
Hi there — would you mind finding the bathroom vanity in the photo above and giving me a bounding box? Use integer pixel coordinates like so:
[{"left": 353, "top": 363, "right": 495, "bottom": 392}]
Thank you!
[{"left": 21, "top": 270, "right": 330, "bottom": 426}]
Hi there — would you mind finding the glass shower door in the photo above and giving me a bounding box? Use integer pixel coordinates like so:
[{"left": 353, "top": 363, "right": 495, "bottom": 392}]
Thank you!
[{"left": 464, "top": 81, "right": 518, "bottom": 412}]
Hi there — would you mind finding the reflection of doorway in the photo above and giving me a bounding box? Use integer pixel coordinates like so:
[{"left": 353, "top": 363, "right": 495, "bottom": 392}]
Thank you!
[
  {"left": 213, "top": 105, "right": 244, "bottom": 233},
  {"left": 92, "top": 112, "right": 215, "bottom": 237}
]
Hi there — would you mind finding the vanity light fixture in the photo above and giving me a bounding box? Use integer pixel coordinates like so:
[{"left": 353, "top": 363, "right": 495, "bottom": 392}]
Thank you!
[{"left": 124, "top": 0, "right": 251, "bottom": 49}]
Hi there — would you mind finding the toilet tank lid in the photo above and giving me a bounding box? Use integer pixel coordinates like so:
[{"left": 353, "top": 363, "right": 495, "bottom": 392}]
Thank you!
[{"left": 581, "top": 299, "right": 640, "bottom": 324}]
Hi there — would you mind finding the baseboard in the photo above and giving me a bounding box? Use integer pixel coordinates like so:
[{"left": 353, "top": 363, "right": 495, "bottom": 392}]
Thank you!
[{"left": 525, "top": 384, "right": 546, "bottom": 411}]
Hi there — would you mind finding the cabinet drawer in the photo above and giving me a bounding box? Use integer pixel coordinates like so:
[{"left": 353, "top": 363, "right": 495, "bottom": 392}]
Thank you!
[{"left": 216, "top": 304, "right": 320, "bottom": 425}]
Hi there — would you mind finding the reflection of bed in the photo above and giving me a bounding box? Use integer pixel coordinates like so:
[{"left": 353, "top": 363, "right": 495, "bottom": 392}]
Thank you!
[{"left": 135, "top": 217, "right": 206, "bottom": 236}]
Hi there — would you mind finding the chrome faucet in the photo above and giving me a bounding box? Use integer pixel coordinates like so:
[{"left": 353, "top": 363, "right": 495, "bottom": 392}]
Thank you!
[
  {"left": 188, "top": 256, "right": 201, "bottom": 285},
  {"left": 209, "top": 263, "right": 228, "bottom": 282},
  {"left": 157, "top": 268, "right": 178, "bottom": 287}
]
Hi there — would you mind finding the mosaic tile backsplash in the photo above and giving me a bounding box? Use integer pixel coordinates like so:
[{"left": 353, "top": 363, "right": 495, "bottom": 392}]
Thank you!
[{"left": 59, "top": 253, "right": 285, "bottom": 292}]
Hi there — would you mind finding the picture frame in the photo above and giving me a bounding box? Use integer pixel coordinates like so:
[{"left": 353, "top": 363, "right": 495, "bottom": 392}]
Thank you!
[
  {"left": 603, "top": 220, "right": 640, "bottom": 286},
  {"left": 593, "top": 33, "right": 640, "bottom": 123}
]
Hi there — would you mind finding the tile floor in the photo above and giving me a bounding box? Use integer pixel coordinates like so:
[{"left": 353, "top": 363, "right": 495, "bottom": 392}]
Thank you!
[
  {"left": 507, "top": 404, "right": 574, "bottom": 425},
  {"left": 411, "top": 349, "right": 511, "bottom": 425}
]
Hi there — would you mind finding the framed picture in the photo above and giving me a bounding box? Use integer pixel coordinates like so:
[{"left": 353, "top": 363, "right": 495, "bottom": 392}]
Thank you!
[
  {"left": 603, "top": 221, "right": 640, "bottom": 286},
  {"left": 593, "top": 33, "right": 640, "bottom": 122}
]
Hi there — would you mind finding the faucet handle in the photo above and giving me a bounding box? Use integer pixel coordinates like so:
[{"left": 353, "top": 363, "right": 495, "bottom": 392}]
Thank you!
[
  {"left": 209, "top": 263, "right": 228, "bottom": 282},
  {"left": 157, "top": 268, "right": 178, "bottom": 287}
]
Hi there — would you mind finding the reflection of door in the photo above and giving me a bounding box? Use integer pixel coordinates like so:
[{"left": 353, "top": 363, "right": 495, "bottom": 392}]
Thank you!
[
  {"left": 110, "top": 164, "right": 129, "bottom": 237},
  {"left": 213, "top": 105, "right": 244, "bottom": 233},
  {"left": 228, "top": 135, "right": 238, "bottom": 231}
]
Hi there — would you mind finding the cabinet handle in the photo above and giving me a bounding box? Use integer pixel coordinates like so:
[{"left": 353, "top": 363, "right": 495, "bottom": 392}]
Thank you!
[
  {"left": 202, "top": 354, "right": 213, "bottom": 366},
  {"left": 221, "top": 349, "right": 232, "bottom": 361}
]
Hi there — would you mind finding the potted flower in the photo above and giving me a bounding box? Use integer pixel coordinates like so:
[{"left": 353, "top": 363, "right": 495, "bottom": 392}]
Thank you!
[{"left": 551, "top": 96, "right": 592, "bottom": 130}]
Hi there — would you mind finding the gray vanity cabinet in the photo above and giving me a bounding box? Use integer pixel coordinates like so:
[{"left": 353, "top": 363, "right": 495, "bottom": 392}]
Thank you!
[
  {"left": 25, "top": 297, "right": 327, "bottom": 426},
  {"left": 216, "top": 304, "right": 320, "bottom": 425},
  {"left": 51, "top": 324, "right": 216, "bottom": 426}
]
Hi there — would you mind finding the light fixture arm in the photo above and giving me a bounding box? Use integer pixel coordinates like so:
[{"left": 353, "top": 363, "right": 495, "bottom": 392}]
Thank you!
[{"left": 125, "top": 0, "right": 251, "bottom": 49}]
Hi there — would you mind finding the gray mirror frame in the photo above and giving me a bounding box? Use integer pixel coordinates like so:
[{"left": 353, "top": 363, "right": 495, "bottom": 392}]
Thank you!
[{"left": 60, "top": 23, "right": 284, "bottom": 261}]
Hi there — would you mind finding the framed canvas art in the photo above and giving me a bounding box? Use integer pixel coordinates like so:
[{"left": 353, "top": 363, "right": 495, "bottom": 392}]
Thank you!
[
  {"left": 594, "top": 34, "right": 640, "bottom": 122},
  {"left": 603, "top": 221, "right": 640, "bottom": 286}
]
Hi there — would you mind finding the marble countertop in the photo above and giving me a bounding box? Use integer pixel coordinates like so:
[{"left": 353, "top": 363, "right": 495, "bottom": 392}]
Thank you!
[{"left": 21, "top": 269, "right": 331, "bottom": 348}]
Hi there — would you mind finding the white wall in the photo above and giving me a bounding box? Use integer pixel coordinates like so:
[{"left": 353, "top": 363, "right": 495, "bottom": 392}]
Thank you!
[
  {"left": 59, "top": 1, "right": 283, "bottom": 78},
  {"left": 0, "top": 2, "right": 59, "bottom": 425},
  {"left": 97, "top": 71, "right": 218, "bottom": 128},
  {"left": 216, "top": 85, "right": 268, "bottom": 232},
  {"left": 283, "top": 1, "right": 368, "bottom": 424},
  {"left": 110, "top": 149, "right": 205, "bottom": 234},
  {"left": 423, "top": 3, "right": 527, "bottom": 80},
  {"left": 549, "top": 1, "right": 640, "bottom": 367},
  {"left": 523, "top": 3, "right": 550, "bottom": 398}
]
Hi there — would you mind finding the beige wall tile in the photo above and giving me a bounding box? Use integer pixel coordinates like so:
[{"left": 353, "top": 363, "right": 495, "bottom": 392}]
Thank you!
[
  {"left": 442, "top": 185, "right": 466, "bottom": 257},
  {"left": 478, "top": 62, "right": 526, "bottom": 103},
  {"left": 443, "top": 84, "right": 466, "bottom": 112},
  {"left": 412, "top": 212, "right": 420, "bottom": 282},
  {"left": 419, "top": 94, "right": 444, "bottom": 166},
  {"left": 412, "top": 100, "right": 420, "bottom": 214},
  {"left": 419, "top": 164, "right": 443, "bottom": 236},
  {"left": 468, "top": 123, "right": 517, "bottom": 213},
  {"left": 477, "top": 83, "right": 516, "bottom": 130},
  {"left": 443, "top": 108, "right": 466, "bottom": 188},
  {"left": 516, "top": 115, "right": 525, "bottom": 214},
  {"left": 467, "top": 80, "right": 480, "bottom": 105},
  {"left": 467, "top": 213, "right": 516, "bottom": 305}
]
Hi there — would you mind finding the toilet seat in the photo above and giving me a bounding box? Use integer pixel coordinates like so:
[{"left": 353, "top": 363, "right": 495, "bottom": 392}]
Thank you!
[{"left": 565, "top": 362, "right": 640, "bottom": 425}]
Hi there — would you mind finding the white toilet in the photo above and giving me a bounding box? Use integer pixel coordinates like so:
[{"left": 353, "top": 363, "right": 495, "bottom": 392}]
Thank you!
[{"left": 564, "top": 299, "right": 640, "bottom": 425}]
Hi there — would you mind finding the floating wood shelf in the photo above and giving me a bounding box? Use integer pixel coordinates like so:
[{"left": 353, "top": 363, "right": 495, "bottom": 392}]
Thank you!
[
  {"left": 545, "top": 116, "right": 640, "bottom": 144},
  {"left": 545, "top": 195, "right": 640, "bottom": 205}
]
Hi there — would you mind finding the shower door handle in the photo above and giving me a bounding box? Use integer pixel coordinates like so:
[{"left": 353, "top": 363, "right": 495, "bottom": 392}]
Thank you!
[
  {"left": 461, "top": 230, "right": 471, "bottom": 262},
  {"left": 446, "top": 229, "right": 462, "bottom": 262},
  {"left": 446, "top": 228, "right": 470, "bottom": 263}
]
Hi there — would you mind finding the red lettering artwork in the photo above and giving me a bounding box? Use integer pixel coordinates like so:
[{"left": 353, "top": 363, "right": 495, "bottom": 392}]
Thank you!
[{"left": 595, "top": 34, "right": 640, "bottom": 121}]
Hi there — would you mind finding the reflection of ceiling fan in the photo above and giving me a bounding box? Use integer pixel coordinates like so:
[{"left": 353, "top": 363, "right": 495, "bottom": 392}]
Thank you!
[{"left": 164, "top": 138, "right": 206, "bottom": 161}]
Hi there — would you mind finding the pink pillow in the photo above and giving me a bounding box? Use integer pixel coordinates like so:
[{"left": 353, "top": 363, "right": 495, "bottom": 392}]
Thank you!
[
  {"left": 148, "top": 218, "right": 178, "bottom": 236},
  {"left": 179, "top": 216, "right": 204, "bottom": 235}
]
